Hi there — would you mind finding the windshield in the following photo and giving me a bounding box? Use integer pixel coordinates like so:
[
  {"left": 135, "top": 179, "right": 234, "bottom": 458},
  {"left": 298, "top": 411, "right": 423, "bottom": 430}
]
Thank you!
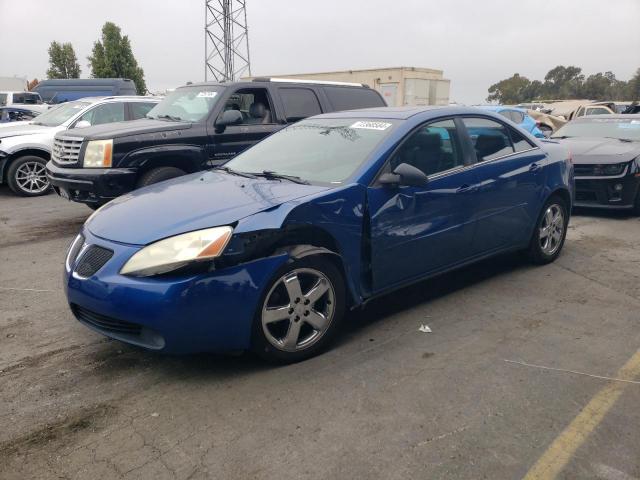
[
  {"left": 0, "top": 94, "right": 6, "bottom": 106},
  {"left": 146, "top": 86, "right": 223, "bottom": 122},
  {"left": 32, "top": 101, "right": 90, "bottom": 127},
  {"left": 552, "top": 118, "right": 640, "bottom": 142},
  {"left": 225, "top": 118, "right": 399, "bottom": 184}
]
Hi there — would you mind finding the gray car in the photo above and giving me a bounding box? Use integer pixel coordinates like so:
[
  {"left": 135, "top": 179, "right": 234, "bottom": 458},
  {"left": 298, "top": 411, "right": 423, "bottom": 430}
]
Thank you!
[{"left": 551, "top": 114, "right": 640, "bottom": 213}]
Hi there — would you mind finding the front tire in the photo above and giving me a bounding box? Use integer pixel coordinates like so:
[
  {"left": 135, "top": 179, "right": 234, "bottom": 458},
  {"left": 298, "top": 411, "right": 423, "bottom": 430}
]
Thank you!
[
  {"left": 527, "top": 195, "right": 568, "bottom": 264},
  {"left": 6, "top": 156, "right": 51, "bottom": 197},
  {"left": 136, "top": 167, "right": 185, "bottom": 188},
  {"left": 251, "top": 255, "right": 346, "bottom": 363}
]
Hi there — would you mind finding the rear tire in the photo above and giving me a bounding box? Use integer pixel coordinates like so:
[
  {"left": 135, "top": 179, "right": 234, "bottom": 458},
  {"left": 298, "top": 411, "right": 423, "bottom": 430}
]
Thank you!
[
  {"left": 527, "top": 195, "right": 568, "bottom": 265},
  {"left": 251, "top": 255, "right": 346, "bottom": 364},
  {"left": 6, "top": 156, "right": 51, "bottom": 197},
  {"left": 136, "top": 167, "right": 185, "bottom": 188}
]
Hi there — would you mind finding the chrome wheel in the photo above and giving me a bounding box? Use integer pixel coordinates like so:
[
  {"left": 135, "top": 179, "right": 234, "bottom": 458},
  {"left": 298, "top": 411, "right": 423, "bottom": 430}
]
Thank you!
[
  {"left": 261, "top": 267, "right": 336, "bottom": 352},
  {"left": 15, "top": 161, "right": 49, "bottom": 194},
  {"left": 539, "top": 204, "right": 564, "bottom": 256}
]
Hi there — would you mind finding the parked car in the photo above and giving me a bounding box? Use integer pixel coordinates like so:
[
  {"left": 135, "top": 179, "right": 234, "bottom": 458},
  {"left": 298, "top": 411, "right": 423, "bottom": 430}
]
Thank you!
[
  {"left": 551, "top": 114, "right": 640, "bottom": 213},
  {"left": 0, "top": 106, "right": 42, "bottom": 123},
  {"left": 46, "top": 78, "right": 386, "bottom": 208},
  {"left": 64, "top": 106, "right": 573, "bottom": 362},
  {"left": 33, "top": 78, "right": 138, "bottom": 104},
  {"left": 0, "top": 91, "right": 45, "bottom": 107},
  {"left": 479, "top": 106, "right": 545, "bottom": 137},
  {"left": 0, "top": 96, "right": 160, "bottom": 196}
]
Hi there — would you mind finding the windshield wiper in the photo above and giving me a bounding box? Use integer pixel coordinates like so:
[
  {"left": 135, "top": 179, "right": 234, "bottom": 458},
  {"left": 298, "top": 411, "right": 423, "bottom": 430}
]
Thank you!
[
  {"left": 604, "top": 136, "right": 634, "bottom": 143},
  {"left": 253, "top": 170, "right": 310, "bottom": 185},
  {"left": 550, "top": 135, "right": 572, "bottom": 139},
  {"left": 215, "top": 166, "right": 257, "bottom": 178},
  {"left": 156, "top": 114, "right": 182, "bottom": 121}
]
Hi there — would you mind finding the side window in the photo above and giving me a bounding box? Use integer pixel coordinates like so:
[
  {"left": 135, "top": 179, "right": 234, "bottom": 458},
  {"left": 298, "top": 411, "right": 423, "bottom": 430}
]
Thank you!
[
  {"left": 462, "top": 117, "right": 514, "bottom": 161},
  {"left": 575, "top": 107, "right": 585, "bottom": 118},
  {"left": 497, "top": 110, "right": 513, "bottom": 122},
  {"left": 586, "top": 107, "right": 610, "bottom": 116},
  {"left": 279, "top": 88, "right": 322, "bottom": 122},
  {"left": 510, "top": 129, "right": 535, "bottom": 152},
  {"left": 389, "top": 119, "right": 464, "bottom": 177},
  {"left": 510, "top": 111, "right": 525, "bottom": 123},
  {"left": 324, "top": 86, "right": 385, "bottom": 110},
  {"left": 130, "top": 102, "right": 156, "bottom": 120},
  {"left": 220, "top": 88, "right": 274, "bottom": 125},
  {"left": 78, "top": 102, "right": 125, "bottom": 126}
]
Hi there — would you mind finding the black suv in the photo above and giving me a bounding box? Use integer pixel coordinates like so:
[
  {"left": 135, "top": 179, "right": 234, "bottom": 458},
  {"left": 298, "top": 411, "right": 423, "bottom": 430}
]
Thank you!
[{"left": 46, "top": 79, "right": 385, "bottom": 208}]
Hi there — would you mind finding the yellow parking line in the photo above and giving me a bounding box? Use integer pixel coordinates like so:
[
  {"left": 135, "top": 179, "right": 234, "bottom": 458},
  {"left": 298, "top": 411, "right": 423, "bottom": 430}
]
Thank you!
[{"left": 523, "top": 348, "right": 640, "bottom": 480}]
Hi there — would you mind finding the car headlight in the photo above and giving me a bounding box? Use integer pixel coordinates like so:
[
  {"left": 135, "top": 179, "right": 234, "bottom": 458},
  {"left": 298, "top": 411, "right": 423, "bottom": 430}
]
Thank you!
[
  {"left": 83, "top": 139, "right": 113, "bottom": 168},
  {"left": 120, "top": 226, "right": 233, "bottom": 277}
]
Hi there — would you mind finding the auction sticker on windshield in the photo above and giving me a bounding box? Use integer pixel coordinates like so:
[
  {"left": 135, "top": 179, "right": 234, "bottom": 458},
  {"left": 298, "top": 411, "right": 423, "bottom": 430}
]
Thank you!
[
  {"left": 350, "top": 121, "right": 392, "bottom": 130},
  {"left": 196, "top": 91, "right": 218, "bottom": 98}
]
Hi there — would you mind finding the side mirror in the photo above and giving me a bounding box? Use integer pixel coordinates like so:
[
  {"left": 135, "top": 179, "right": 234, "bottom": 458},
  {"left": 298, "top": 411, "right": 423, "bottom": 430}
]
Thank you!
[
  {"left": 75, "top": 120, "right": 91, "bottom": 129},
  {"left": 378, "top": 163, "right": 429, "bottom": 187},
  {"left": 215, "top": 109, "right": 243, "bottom": 133}
]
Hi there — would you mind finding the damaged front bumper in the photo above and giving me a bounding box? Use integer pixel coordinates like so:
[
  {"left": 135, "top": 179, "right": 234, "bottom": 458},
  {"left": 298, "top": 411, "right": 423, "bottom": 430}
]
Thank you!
[{"left": 64, "top": 228, "right": 289, "bottom": 354}]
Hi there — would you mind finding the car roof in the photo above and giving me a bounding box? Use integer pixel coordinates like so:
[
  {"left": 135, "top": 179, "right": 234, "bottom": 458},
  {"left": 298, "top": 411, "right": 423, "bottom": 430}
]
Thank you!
[
  {"left": 573, "top": 113, "right": 640, "bottom": 121},
  {"left": 312, "top": 105, "right": 500, "bottom": 120},
  {"left": 477, "top": 105, "right": 525, "bottom": 113},
  {"left": 75, "top": 96, "right": 160, "bottom": 103}
]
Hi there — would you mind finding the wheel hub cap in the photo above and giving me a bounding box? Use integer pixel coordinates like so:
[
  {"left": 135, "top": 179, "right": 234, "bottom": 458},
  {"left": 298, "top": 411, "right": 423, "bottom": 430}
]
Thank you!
[
  {"left": 261, "top": 267, "right": 336, "bottom": 352},
  {"left": 539, "top": 204, "right": 564, "bottom": 256}
]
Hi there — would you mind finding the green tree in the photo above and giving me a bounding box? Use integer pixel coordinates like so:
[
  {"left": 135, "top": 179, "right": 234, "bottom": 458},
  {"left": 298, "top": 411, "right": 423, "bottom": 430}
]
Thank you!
[
  {"left": 46, "top": 41, "right": 81, "bottom": 79},
  {"left": 88, "top": 22, "right": 146, "bottom": 94},
  {"left": 542, "top": 65, "right": 584, "bottom": 99},
  {"left": 486, "top": 73, "right": 532, "bottom": 104},
  {"left": 627, "top": 68, "right": 640, "bottom": 102}
]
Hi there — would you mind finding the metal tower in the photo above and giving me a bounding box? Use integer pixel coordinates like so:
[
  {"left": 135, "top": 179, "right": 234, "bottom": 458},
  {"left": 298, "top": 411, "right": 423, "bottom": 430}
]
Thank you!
[{"left": 205, "top": 0, "right": 251, "bottom": 82}]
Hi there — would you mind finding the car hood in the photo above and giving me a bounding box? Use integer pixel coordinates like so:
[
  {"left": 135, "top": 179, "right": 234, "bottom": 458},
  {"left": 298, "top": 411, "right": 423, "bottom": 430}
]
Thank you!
[
  {"left": 86, "top": 171, "right": 330, "bottom": 245},
  {"left": 0, "top": 122, "right": 51, "bottom": 139},
  {"left": 64, "top": 118, "right": 193, "bottom": 141},
  {"left": 556, "top": 137, "right": 640, "bottom": 164}
]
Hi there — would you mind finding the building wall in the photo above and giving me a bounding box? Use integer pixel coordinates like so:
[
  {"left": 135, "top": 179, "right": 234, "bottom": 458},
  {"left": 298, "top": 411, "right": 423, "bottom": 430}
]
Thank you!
[{"left": 246, "top": 67, "right": 450, "bottom": 107}]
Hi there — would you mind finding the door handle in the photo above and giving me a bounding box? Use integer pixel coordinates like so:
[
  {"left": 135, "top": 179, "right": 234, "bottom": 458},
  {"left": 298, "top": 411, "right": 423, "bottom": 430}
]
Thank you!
[{"left": 529, "top": 163, "right": 541, "bottom": 173}]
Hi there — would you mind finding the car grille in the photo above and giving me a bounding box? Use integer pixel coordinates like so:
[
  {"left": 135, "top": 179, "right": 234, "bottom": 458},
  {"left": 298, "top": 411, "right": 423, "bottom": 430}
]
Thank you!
[
  {"left": 72, "top": 305, "right": 142, "bottom": 335},
  {"left": 75, "top": 245, "right": 113, "bottom": 277},
  {"left": 574, "top": 163, "right": 627, "bottom": 177},
  {"left": 52, "top": 136, "right": 83, "bottom": 165}
]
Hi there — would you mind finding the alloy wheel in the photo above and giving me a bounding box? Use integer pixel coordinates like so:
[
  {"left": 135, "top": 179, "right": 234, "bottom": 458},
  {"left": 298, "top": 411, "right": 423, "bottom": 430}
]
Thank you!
[
  {"left": 539, "top": 204, "right": 564, "bottom": 256},
  {"left": 15, "top": 161, "right": 49, "bottom": 194},
  {"left": 261, "top": 268, "right": 336, "bottom": 352}
]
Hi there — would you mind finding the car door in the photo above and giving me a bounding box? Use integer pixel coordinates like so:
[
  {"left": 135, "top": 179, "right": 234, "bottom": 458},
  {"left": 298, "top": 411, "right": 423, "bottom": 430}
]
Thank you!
[
  {"left": 461, "top": 116, "right": 547, "bottom": 254},
  {"left": 209, "top": 87, "right": 281, "bottom": 166},
  {"left": 367, "top": 118, "right": 479, "bottom": 292}
]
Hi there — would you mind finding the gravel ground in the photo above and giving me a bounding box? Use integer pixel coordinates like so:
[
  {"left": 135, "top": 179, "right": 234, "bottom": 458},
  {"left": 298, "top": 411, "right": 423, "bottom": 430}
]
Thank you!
[{"left": 1, "top": 187, "right": 639, "bottom": 480}]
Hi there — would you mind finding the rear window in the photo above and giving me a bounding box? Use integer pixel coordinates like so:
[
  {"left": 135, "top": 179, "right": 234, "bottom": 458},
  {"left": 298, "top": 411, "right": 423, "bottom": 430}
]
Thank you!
[
  {"left": 279, "top": 88, "right": 322, "bottom": 122},
  {"left": 323, "top": 86, "right": 385, "bottom": 111}
]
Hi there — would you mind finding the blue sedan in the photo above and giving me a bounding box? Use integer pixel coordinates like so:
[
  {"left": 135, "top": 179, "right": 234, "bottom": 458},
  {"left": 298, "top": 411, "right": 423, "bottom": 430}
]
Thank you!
[
  {"left": 64, "top": 107, "right": 573, "bottom": 362},
  {"left": 479, "top": 106, "right": 546, "bottom": 138}
]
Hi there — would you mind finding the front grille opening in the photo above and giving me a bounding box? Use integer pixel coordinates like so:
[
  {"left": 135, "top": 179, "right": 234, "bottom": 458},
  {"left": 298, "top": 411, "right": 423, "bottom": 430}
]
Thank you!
[
  {"left": 575, "top": 191, "right": 597, "bottom": 202},
  {"left": 75, "top": 245, "right": 113, "bottom": 277},
  {"left": 52, "top": 137, "right": 83, "bottom": 165},
  {"left": 71, "top": 304, "right": 165, "bottom": 349},
  {"left": 73, "top": 305, "right": 142, "bottom": 334}
]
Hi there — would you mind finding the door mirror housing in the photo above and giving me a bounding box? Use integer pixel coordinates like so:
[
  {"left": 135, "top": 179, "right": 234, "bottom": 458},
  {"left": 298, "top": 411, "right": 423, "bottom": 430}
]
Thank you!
[
  {"left": 378, "top": 163, "right": 429, "bottom": 187},
  {"left": 74, "top": 120, "right": 91, "bottom": 129},
  {"left": 215, "top": 110, "right": 243, "bottom": 133}
]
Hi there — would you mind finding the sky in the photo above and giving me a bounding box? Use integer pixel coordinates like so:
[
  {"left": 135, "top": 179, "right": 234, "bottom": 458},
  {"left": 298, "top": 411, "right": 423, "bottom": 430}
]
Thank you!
[{"left": 1, "top": 0, "right": 638, "bottom": 104}]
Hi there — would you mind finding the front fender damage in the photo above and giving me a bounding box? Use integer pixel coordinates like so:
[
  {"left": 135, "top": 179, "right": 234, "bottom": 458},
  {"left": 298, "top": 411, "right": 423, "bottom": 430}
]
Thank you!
[{"left": 217, "top": 183, "right": 369, "bottom": 307}]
